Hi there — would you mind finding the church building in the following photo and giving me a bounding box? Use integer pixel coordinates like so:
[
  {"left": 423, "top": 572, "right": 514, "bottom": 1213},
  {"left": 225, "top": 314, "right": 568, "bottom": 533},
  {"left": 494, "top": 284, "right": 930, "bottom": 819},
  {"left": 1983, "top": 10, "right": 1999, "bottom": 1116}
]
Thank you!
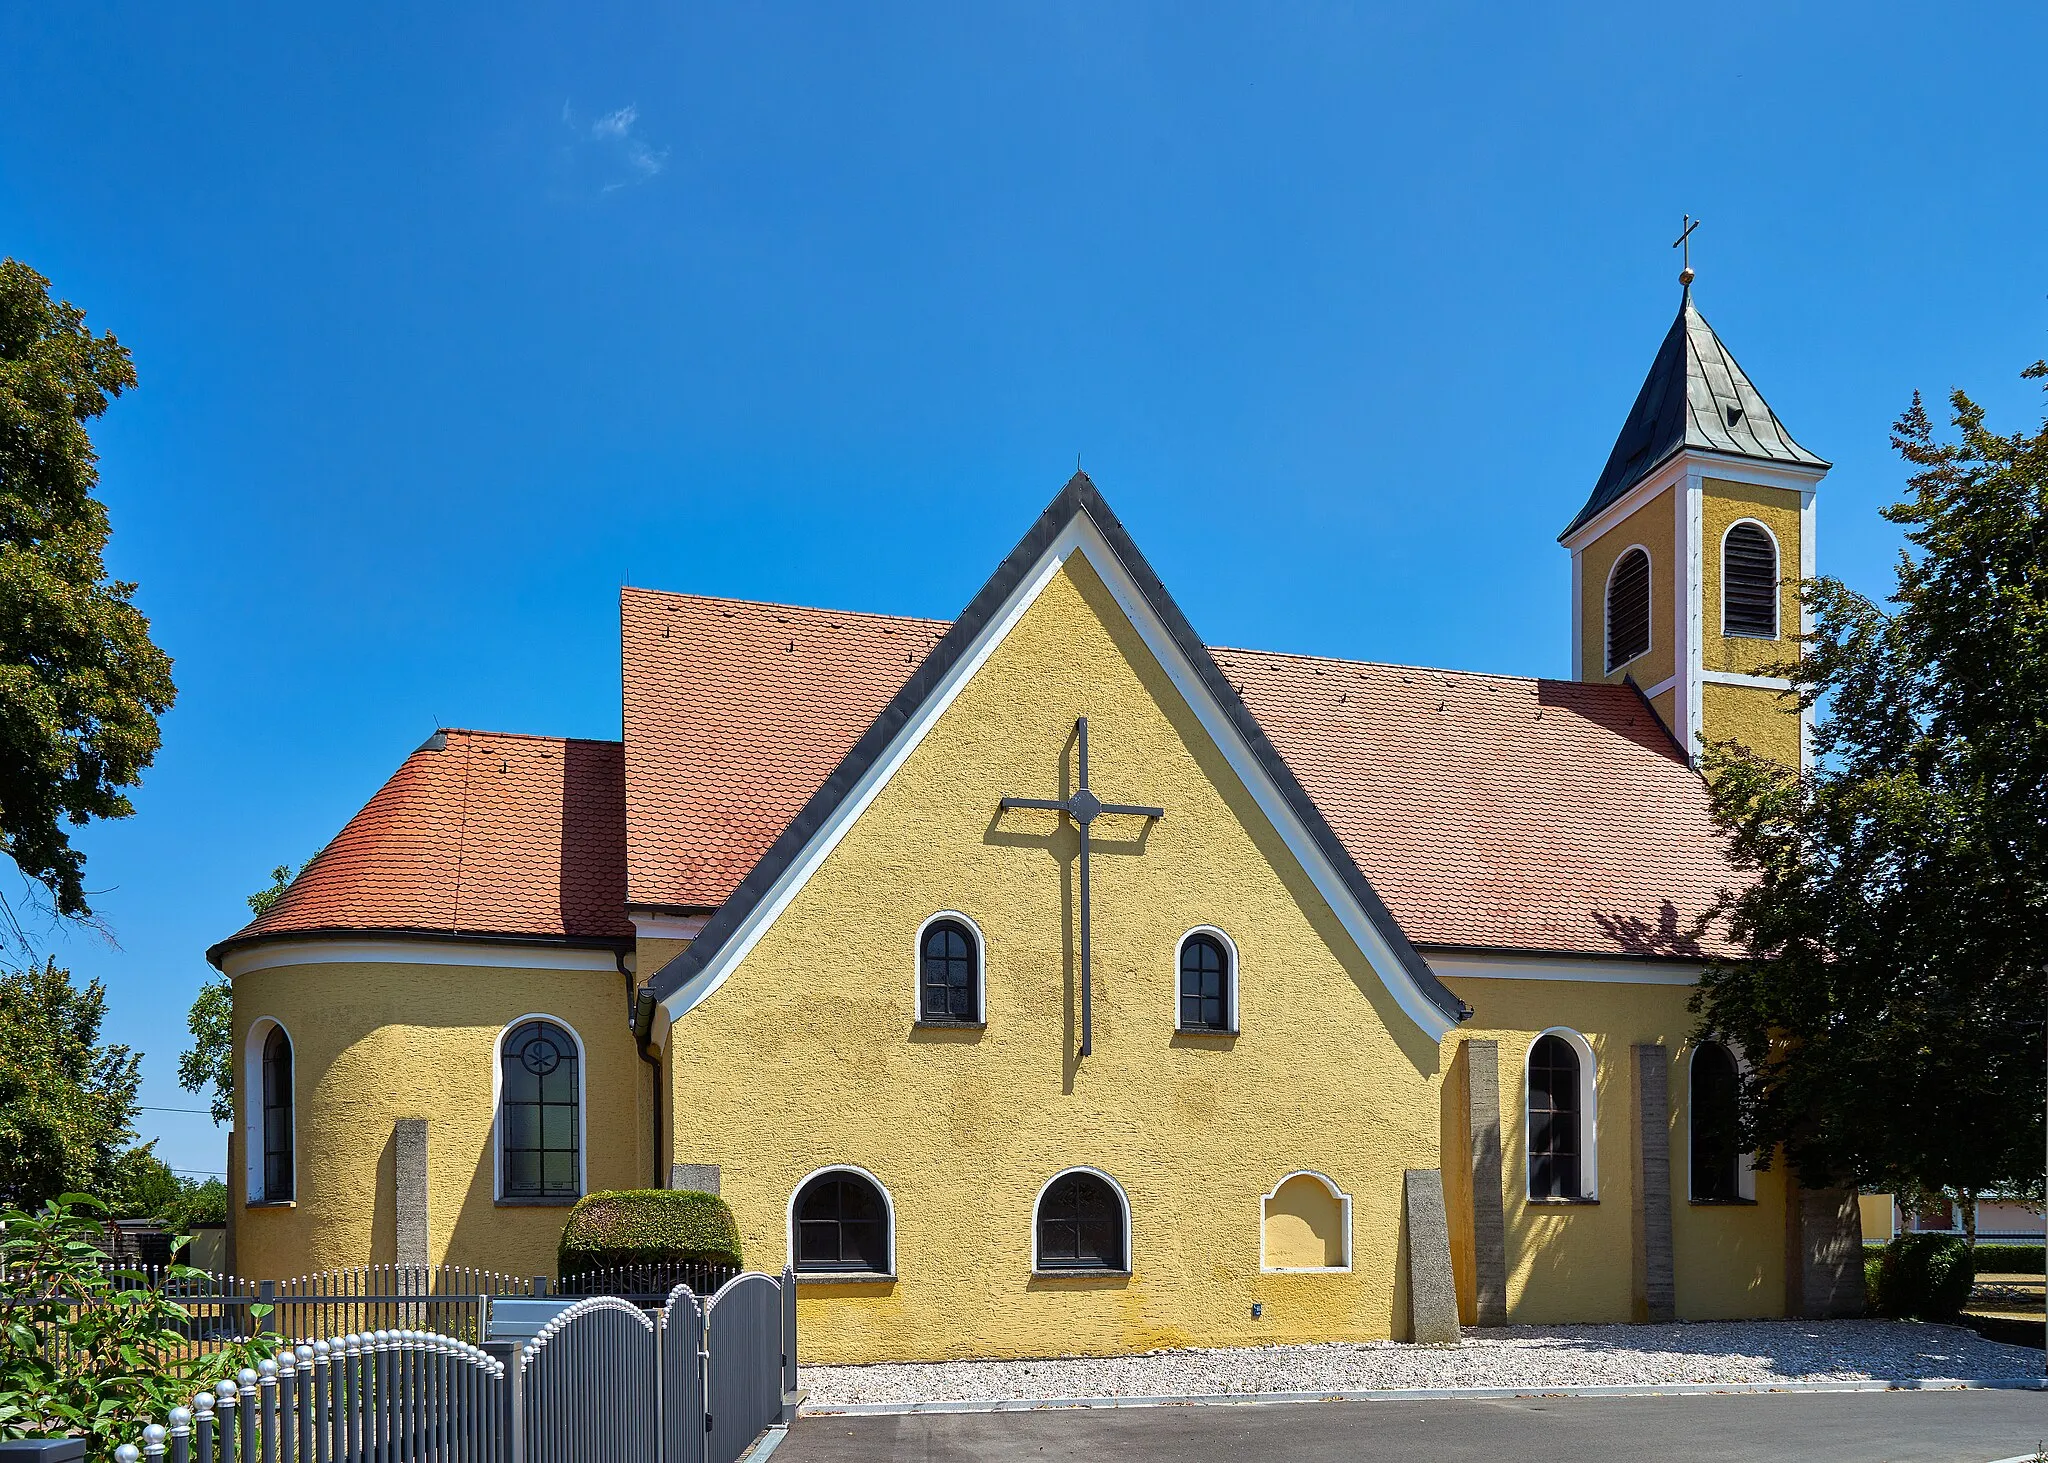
[{"left": 209, "top": 279, "right": 1858, "bottom": 1362}]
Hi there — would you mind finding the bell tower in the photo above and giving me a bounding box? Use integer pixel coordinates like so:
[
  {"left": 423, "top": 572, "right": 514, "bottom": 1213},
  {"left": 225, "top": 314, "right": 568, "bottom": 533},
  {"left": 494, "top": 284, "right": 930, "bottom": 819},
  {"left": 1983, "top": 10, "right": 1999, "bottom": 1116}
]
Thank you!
[{"left": 1560, "top": 250, "right": 1827, "bottom": 768}]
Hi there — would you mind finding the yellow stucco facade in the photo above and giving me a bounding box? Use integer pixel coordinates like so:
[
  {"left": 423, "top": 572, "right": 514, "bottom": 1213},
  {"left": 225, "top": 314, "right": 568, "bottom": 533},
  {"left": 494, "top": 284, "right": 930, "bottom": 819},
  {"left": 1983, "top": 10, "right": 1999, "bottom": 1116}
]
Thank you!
[
  {"left": 1577, "top": 486, "right": 1676, "bottom": 691},
  {"left": 663, "top": 552, "right": 1447, "bottom": 1362},
  {"left": 1441, "top": 978, "right": 1788, "bottom": 1325},
  {"left": 228, "top": 956, "right": 649, "bottom": 1283}
]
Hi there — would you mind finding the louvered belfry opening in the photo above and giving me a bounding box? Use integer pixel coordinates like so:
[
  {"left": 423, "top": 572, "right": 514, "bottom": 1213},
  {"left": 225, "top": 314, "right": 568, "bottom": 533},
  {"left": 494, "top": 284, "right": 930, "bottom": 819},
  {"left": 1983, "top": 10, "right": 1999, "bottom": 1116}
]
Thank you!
[
  {"left": 1722, "top": 522, "right": 1779, "bottom": 638},
  {"left": 1605, "top": 547, "right": 1651, "bottom": 672}
]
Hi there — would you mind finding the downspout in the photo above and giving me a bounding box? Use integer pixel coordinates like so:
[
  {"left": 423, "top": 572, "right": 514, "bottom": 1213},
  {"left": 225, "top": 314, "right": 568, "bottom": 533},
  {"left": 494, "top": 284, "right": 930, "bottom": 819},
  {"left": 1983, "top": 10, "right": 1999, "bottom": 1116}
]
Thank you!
[{"left": 620, "top": 952, "right": 663, "bottom": 1189}]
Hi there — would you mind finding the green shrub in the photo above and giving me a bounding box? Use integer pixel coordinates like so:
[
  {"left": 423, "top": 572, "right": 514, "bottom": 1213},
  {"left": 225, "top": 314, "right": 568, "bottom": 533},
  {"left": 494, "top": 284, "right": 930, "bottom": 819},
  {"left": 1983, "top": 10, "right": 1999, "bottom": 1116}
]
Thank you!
[
  {"left": 0, "top": 1195, "right": 276, "bottom": 1459},
  {"left": 1874, "top": 1234, "right": 1975, "bottom": 1321},
  {"left": 1970, "top": 1243, "right": 2045, "bottom": 1275},
  {"left": 558, "top": 1189, "right": 742, "bottom": 1277},
  {"left": 1864, "top": 1253, "right": 1887, "bottom": 1314}
]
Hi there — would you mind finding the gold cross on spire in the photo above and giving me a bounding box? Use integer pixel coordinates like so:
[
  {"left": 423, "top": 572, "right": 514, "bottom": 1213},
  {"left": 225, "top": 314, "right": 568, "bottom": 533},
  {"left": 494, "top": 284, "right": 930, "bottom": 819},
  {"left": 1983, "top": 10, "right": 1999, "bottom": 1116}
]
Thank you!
[{"left": 1673, "top": 214, "right": 1699, "bottom": 289}]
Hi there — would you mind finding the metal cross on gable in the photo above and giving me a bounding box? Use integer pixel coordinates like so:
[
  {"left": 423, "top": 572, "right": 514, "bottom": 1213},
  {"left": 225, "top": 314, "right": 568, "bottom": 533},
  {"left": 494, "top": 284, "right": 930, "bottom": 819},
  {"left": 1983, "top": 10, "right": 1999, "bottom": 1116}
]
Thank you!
[{"left": 999, "top": 716, "right": 1164, "bottom": 1058}]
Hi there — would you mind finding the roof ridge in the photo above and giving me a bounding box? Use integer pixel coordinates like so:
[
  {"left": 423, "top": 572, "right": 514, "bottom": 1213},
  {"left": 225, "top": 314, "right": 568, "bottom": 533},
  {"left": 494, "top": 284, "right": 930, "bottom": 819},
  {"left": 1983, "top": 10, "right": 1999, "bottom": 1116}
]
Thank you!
[
  {"left": 1210, "top": 645, "right": 1620, "bottom": 688},
  {"left": 430, "top": 728, "right": 624, "bottom": 748},
  {"left": 622, "top": 585, "right": 948, "bottom": 627}
]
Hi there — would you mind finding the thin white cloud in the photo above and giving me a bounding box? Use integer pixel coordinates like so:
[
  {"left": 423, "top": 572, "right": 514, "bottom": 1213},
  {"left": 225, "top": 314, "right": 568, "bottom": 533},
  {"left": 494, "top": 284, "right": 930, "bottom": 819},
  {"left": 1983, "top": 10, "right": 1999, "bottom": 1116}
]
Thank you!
[{"left": 557, "top": 101, "right": 669, "bottom": 195}]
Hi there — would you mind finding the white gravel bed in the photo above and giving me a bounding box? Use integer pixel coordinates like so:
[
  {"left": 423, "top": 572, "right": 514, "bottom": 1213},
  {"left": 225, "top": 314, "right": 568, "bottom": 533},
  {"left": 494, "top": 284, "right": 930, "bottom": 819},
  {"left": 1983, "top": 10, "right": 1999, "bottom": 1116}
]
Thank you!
[{"left": 801, "top": 1321, "right": 2044, "bottom": 1407}]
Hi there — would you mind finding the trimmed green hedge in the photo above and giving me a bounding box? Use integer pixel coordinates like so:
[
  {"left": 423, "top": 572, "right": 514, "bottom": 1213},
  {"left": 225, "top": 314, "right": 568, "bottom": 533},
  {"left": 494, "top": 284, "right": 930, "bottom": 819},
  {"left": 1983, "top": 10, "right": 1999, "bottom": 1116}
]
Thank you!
[
  {"left": 558, "top": 1189, "right": 742, "bottom": 1275},
  {"left": 1869, "top": 1234, "right": 1974, "bottom": 1321},
  {"left": 1971, "top": 1244, "right": 2045, "bottom": 1275}
]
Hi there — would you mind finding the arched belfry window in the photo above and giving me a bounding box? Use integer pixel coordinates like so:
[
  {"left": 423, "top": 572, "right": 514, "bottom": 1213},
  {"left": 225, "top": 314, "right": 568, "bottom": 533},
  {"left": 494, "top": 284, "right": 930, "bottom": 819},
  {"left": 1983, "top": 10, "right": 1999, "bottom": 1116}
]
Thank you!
[
  {"left": 1527, "top": 1030, "right": 1598, "bottom": 1200},
  {"left": 917, "top": 914, "right": 983, "bottom": 1024},
  {"left": 791, "top": 1167, "right": 892, "bottom": 1275},
  {"left": 1690, "top": 1041, "right": 1751, "bottom": 1202},
  {"left": 260, "top": 1025, "right": 294, "bottom": 1202},
  {"left": 1605, "top": 547, "right": 1652, "bottom": 672},
  {"left": 1034, "top": 1169, "right": 1129, "bottom": 1273},
  {"left": 498, "top": 1018, "right": 582, "bottom": 1201},
  {"left": 1176, "top": 929, "right": 1235, "bottom": 1033},
  {"left": 1722, "top": 521, "right": 1779, "bottom": 639}
]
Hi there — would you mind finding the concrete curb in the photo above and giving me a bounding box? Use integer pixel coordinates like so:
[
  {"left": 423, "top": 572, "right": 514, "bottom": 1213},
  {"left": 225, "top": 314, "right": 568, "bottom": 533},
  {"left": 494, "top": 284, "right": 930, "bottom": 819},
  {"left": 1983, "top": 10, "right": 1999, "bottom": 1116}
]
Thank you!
[
  {"left": 801, "top": 1375, "right": 2048, "bottom": 1417},
  {"left": 740, "top": 1424, "right": 790, "bottom": 1459}
]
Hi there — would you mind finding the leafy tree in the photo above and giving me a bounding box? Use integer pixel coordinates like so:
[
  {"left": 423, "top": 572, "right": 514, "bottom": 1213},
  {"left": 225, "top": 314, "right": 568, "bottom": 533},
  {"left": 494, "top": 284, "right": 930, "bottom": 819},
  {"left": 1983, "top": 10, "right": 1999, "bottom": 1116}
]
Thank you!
[
  {"left": 0, "top": 259, "right": 176, "bottom": 942},
  {"left": 0, "top": 960, "right": 142, "bottom": 1207},
  {"left": 177, "top": 976, "right": 233, "bottom": 1125},
  {"left": 160, "top": 1176, "right": 227, "bottom": 1234},
  {"left": 1697, "top": 358, "right": 2048, "bottom": 1234},
  {"left": 178, "top": 864, "right": 305, "bottom": 1124},
  {"left": 107, "top": 1144, "right": 181, "bottom": 1221},
  {"left": 0, "top": 1195, "right": 274, "bottom": 1456}
]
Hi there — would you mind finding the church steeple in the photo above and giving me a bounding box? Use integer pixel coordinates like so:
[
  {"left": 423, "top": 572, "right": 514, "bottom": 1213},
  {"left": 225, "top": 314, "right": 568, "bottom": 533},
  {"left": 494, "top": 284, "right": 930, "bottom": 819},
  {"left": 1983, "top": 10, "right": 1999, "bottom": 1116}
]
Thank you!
[{"left": 1560, "top": 262, "right": 1828, "bottom": 769}]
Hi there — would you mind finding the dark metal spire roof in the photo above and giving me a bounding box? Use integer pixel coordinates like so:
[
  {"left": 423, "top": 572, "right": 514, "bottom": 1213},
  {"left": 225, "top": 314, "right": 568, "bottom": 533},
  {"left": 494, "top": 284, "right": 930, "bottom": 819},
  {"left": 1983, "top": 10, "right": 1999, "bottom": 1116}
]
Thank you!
[{"left": 1561, "top": 289, "right": 1827, "bottom": 540}]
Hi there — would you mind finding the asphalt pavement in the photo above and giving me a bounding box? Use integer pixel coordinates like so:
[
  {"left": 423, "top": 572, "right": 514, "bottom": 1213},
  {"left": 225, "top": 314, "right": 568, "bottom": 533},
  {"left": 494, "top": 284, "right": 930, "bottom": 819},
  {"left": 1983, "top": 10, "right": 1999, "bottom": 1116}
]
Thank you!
[{"left": 781, "top": 1388, "right": 2048, "bottom": 1462}]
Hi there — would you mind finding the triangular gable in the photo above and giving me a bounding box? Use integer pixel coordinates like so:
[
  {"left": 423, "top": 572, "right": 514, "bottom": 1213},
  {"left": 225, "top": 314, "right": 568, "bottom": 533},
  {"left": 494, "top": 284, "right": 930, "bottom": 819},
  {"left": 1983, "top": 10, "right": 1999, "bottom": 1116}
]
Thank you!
[{"left": 645, "top": 473, "right": 1470, "bottom": 1042}]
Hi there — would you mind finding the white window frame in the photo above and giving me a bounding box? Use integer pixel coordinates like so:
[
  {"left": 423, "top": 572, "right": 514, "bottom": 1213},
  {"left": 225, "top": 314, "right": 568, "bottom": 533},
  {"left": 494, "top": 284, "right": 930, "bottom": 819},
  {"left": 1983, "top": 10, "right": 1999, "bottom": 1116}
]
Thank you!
[
  {"left": 491, "top": 1014, "right": 589, "bottom": 1203},
  {"left": 1719, "top": 518, "right": 1782, "bottom": 641},
  {"left": 787, "top": 1163, "right": 897, "bottom": 1279},
  {"left": 1031, "top": 1166, "right": 1132, "bottom": 1276},
  {"left": 1258, "top": 1170, "right": 1353, "bottom": 1273},
  {"left": 1172, "top": 926, "right": 1240, "bottom": 1034},
  {"left": 1603, "top": 544, "right": 1654, "bottom": 674},
  {"left": 242, "top": 1016, "right": 297, "bottom": 1205},
  {"left": 912, "top": 910, "right": 986, "bottom": 1025},
  {"left": 1524, "top": 1027, "right": 1600, "bottom": 1201},
  {"left": 1687, "top": 1039, "right": 1758, "bottom": 1202}
]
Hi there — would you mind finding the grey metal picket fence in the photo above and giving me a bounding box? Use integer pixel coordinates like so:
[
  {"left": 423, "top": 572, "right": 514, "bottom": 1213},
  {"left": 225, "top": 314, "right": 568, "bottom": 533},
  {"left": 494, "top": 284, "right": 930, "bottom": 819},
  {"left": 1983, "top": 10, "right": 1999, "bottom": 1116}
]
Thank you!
[{"left": 116, "top": 1268, "right": 797, "bottom": 1463}]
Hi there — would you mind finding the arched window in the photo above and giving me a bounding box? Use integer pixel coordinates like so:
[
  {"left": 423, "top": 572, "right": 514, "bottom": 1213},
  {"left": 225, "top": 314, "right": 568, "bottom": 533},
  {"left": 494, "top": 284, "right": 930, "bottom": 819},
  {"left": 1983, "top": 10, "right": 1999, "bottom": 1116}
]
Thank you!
[
  {"left": 260, "top": 1025, "right": 294, "bottom": 1202},
  {"left": 498, "top": 1018, "right": 582, "bottom": 1201},
  {"left": 1034, "top": 1169, "right": 1129, "bottom": 1273},
  {"left": 917, "top": 914, "right": 982, "bottom": 1024},
  {"left": 1177, "top": 929, "right": 1235, "bottom": 1032},
  {"left": 1605, "top": 547, "right": 1652, "bottom": 672},
  {"left": 1690, "top": 1041, "right": 1749, "bottom": 1202},
  {"left": 791, "top": 1167, "right": 892, "bottom": 1275},
  {"left": 1722, "top": 521, "right": 1779, "bottom": 639},
  {"left": 1527, "top": 1031, "right": 1598, "bottom": 1200}
]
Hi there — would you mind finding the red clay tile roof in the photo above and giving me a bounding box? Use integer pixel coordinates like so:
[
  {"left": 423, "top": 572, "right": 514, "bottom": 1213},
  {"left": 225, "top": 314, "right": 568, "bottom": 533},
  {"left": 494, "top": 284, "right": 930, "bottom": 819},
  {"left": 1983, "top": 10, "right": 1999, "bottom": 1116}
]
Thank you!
[
  {"left": 225, "top": 592, "right": 1737, "bottom": 964},
  {"left": 621, "top": 588, "right": 947, "bottom": 911},
  {"left": 209, "top": 730, "right": 632, "bottom": 962},
  {"left": 621, "top": 590, "right": 1735, "bottom": 960},
  {"left": 1209, "top": 651, "right": 1734, "bottom": 959}
]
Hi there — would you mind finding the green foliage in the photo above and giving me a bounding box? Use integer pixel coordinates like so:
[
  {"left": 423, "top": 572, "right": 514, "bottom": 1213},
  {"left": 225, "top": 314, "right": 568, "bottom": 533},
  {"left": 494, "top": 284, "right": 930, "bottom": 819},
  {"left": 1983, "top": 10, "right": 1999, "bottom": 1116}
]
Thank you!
[
  {"left": 1871, "top": 1233, "right": 1976, "bottom": 1321},
  {"left": 163, "top": 1178, "right": 227, "bottom": 1235},
  {"left": 1972, "top": 1243, "right": 2046, "bottom": 1275},
  {"left": 245, "top": 862, "right": 306, "bottom": 920},
  {"left": 1696, "top": 358, "right": 2048, "bottom": 1200},
  {"left": 1864, "top": 1252, "right": 1885, "bottom": 1312},
  {"left": 558, "top": 1189, "right": 742, "bottom": 1274},
  {"left": 107, "top": 1147, "right": 180, "bottom": 1221},
  {"left": 178, "top": 976, "right": 233, "bottom": 1125},
  {"left": 0, "top": 960, "right": 141, "bottom": 1207},
  {"left": 0, "top": 1195, "right": 275, "bottom": 1458},
  {"left": 0, "top": 258, "right": 176, "bottom": 929}
]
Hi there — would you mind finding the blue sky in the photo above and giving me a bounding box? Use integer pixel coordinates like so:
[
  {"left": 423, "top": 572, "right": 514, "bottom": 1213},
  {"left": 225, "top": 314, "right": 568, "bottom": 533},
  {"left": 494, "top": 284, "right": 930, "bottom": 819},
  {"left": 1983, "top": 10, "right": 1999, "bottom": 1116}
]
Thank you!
[{"left": 2, "top": 4, "right": 2043, "bottom": 1182}]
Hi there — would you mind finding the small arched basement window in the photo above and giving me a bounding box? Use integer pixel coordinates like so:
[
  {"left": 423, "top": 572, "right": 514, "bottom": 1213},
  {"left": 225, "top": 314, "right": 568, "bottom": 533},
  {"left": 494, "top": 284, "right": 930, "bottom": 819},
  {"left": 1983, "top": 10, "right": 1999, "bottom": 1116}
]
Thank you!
[
  {"left": 1605, "top": 547, "right": 1652, "bottom": 672},
  {"left": 1177, "top": 930, "right": 1234, "bottom": 1032},
  {"left": 1034, "top": 1169, "right": 1128, "bottom": 1273},
  {"left": 499, "top": 1018, "right": 582, "bottom": 1201},
  {"left": 260, "top": 1025, "right": 294, "bottom": 1202},
  {"left": 1528, "top": 1031, "right": 1597, "bottom": 1200},
  {"left": 918, "top": 915, "right": 982, "bottom": 1024},
  {"left": 792, "top": 1168, "right": 892, "bottom": 1274},
  {"left": 1721, "top": 521, "right": 1779, "bottom": 639},
  {"left": 1690, "top": 1041, "right": 1749, "bottom": 1202}
]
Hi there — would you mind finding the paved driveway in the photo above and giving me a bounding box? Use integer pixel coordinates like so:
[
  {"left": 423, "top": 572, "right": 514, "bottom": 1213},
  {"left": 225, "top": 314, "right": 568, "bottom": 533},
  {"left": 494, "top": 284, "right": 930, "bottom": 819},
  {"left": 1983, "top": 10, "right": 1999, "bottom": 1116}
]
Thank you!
[{"left": 783, "top": 1389, "right": 2048, "bottom": 1461}]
